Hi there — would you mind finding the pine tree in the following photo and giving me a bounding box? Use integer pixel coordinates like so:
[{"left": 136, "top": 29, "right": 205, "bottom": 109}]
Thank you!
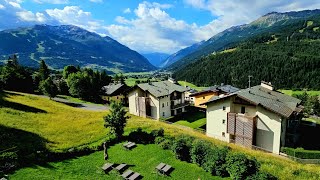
[{"left": 39, "top": 60, "right": 49, "bottom": 81}]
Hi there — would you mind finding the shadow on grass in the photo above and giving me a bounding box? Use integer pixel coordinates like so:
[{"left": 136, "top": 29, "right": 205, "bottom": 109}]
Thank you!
[
  {"left": 0, "top": 92, "right": 47, "bottom": 113},
  {"left": 0, "top": 125, "right": 55, "bottom": 174}
]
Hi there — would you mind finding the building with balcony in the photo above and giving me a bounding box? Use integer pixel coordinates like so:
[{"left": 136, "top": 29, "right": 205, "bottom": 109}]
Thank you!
[
  {"left": 203, "top": 81, "right": 303, "bottom": 154},
  {"left": 128, "top": 80, "right": 189, "bottom": 120}
]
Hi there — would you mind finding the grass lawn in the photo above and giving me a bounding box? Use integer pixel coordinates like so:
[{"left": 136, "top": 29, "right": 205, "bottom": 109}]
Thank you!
[
  {"left": 0, "top": 91, "right": 108, "bottom": 152},
  {"left": 11, "top": 144, "right": 224, "bottom": 180},
  {"left": 280, "top": 90, "right": 320, "bottom": 96},
  {"left": 303, "top": 117, "right": 320, "bottom": 125},
  {"left": 177, "top": 81, "right": 207, "bottom": 91},
  {"left": 125, "top": 78, "right": 149, "bottom": 86},
  {"left": 165, "top": 110, "right": 206, "bottom": 129}
]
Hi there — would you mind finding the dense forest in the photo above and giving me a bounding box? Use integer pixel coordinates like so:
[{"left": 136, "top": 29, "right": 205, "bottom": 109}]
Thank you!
[
  {"left": 174, "top": 18, "right": 320, "bottom": 90},
  {"left": 0, "top": 55, "right": 112, "bottom": 102}
]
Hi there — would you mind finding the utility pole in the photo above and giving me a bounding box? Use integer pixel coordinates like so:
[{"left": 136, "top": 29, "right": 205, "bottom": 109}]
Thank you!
[{"left": 248, "top": 75, "right": 253, "bottom": 88}]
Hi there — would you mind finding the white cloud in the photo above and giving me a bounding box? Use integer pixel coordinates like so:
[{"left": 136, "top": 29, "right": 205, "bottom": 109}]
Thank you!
[
  {"left": 9, "top": 1, "right": 21, "bottom": 9},
  {"left": 123, "top": 8, "right": 131, "bottom": 14},
  {"left": 16, "top": 11, "right": 47, "bottom": 22},
  {"left": 90, "top": 0, "right": 103, "bottom": 3},
  {"left": 105, "top": 2, "right": 196, "bottom": 53},
  {"left": 33, "top": 0, "right": 69, "bottom": 4},
  {"left": 45, "top": 6, "right": 105, "bottom": 32},
  {"left": 0, "top": 4, "right": 5, "bottom": 9}
]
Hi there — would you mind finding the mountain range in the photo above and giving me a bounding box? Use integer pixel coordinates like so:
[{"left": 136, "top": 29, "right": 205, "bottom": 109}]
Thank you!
[
  {"left": 0, "top": 25, "right": 156, "bottom": 73},
  {"left": 142, "top": 53, "right": 169, "bottom": 67},
  {"left": 166, "top": 9, "right": 320, "bottom": 71}
]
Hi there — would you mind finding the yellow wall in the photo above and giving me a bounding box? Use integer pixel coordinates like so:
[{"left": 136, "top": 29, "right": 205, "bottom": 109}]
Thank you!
[{"left": 193, "top": 91, "right": 218, "bottom": 108}]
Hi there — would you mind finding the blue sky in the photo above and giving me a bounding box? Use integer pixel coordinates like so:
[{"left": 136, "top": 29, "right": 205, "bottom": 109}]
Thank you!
[{"left": 0, "top": 0, "right": 320, "bottom": 54}]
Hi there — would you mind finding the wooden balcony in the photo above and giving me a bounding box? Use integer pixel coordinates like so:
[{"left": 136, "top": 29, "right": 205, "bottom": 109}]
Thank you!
[{"left": 227, "top": 113, "right": 256, "bottom": 147}]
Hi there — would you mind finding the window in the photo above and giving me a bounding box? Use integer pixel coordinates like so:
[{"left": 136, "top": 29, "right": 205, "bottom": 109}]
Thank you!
[
  {"left": 167, "top": 102, "right": 169, "bottom": 106},
  {"left": 222, "top": 132, "right": 225, "bottom": 137},
  {"left": 203, "top": 96, "right": 205, "bottom": 99},
  {"left": 162, "top": 103, "right": 164, "bottom": 108},
  {"left": 163, "top": 112, "right": 165, "bottom": 117},
  {"left": 222, "top": 119, "right": 226, "bottom": 124},
  {"left": 222, "top": 106, "right": 226, "bottom": 110},
  {"left": 241, "top": 106, "right": 246, "bottom": 114}
]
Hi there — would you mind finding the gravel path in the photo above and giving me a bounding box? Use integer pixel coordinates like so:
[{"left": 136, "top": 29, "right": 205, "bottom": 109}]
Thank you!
[{"left": 52, "top": 97, "right": 109, "bottom": 111}]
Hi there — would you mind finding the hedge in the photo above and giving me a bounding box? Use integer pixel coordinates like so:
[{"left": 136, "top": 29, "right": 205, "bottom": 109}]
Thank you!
[{"left": 281, "top": 147, "right": 320, "bottom": 159}]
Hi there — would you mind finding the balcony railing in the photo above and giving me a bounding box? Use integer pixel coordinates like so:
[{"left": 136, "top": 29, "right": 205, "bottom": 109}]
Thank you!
[{"left": 171, "top": 101, "right": 189, "bottom": 109}]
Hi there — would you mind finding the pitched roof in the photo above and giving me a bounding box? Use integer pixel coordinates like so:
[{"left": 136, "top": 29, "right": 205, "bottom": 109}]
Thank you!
[
  {"left": 205, "top": 85, "right": 302, "bottom": 118},
  {"left": 191, "top": 84, "right": 239, "bottom": 96},
  {"left": 102, "top": 83, "right": 125, "bottom": 95},
  {"left": 137, "top": 81, "right": 188, "bottom": 97}
]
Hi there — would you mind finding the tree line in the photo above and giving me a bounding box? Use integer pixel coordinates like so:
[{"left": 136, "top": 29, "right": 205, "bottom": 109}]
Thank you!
[{"left": 0, "top": 55, "right": 112, "bottom": 102}]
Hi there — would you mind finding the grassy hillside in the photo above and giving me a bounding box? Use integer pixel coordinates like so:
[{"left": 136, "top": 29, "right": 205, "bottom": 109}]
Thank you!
[
  {"left": 0, "top": 91, "right": 108, "bottom": 152},
  {"left": 280, "top": 90, "right": 320, "bottom": 96},
  {"left": 177, "top": 81, "right": 207, "bottom": 91},
  {"left": 1, "top": 91, "right": 320, "bottom": 179}
]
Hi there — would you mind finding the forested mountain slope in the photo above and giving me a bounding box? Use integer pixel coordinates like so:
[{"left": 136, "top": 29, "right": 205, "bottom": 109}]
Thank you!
[
  {"left": 168, "top": 9, "right": 320, "bottom": 72},
  {"left": 174, "top": 15, "right": 320, "bottom": 89}
]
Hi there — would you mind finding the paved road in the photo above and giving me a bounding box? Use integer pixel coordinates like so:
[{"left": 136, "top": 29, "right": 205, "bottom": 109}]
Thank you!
[{"left": 37, "top": 95, "right": 109, "bottom": 111}]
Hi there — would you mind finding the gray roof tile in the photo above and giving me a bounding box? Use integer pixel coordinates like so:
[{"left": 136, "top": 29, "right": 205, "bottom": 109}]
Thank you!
[
  {"left": 206, "top": 85, "right": 302, "bottom": 118},
  {"left": 137, "top": 81, "right": 188, "bottom": 97}
]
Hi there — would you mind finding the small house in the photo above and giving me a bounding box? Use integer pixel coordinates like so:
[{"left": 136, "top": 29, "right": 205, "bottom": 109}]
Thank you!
[
  {"left": 204, "top": 81, "right": 303, "bottom": 154},
  {"left": 128, "top": 80, "right": 189, "bottom": 119}
]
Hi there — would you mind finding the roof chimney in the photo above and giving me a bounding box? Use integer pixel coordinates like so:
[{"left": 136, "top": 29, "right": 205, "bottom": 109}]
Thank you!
[
  {"left": 261, "top": 81, "right": 274, "bottom": 91},
  {"left": 168, "top": 77, "right": 177, "bottom": 84}
]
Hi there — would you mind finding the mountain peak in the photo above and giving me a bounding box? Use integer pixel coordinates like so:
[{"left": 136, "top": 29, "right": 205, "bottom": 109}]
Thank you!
[{"left": 0, "top": 24, "right": 156, "bottom": 73}]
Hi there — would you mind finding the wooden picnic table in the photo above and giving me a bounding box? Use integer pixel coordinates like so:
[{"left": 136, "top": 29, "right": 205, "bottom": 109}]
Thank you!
[
  {"left": 115, "top": 163, "right": 127, "bottom": 171},
  {"left": 121, "top": 170, "right": 133, "bottom": 179},
  {"left": 162, "top": 165, "right": 172, "bottom": 173},
  {"left": 127, "top": 142, "right": 136, "bottom": 149},
  {"left": 155, "top": 163, "right": 166, "bottom": 171},
  {"left": 128, "top": 172, "right": 141, "bottom": 180},
  {"left": 101, "top": 163, "right": 113, "bottom": 171}
]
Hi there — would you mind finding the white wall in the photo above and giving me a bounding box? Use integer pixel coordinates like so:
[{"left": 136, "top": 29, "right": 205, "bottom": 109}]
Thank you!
[
  {"left": 159, "top": 95, "right": 171, "bottom": 119},
  {"left": 128, "top": 89, "right": 140, "bottom": 116},
  {"left": 255, "top": 106, "right": 282, "bottom": 154},
  {"left": 206, "top": 98, "right": 284, "bottom": 154},
  {"left": 206, "top": 99, "right": 231, "bottom": 142}
]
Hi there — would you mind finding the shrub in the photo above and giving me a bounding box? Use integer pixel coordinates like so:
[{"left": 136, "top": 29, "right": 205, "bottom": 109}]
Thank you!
[
  {"left": 246, "top": 172, "right": 278, "bottom": 180},
  {"left": 151, "top": 128, "right": 164, "bottom": 137},
  {"left": 226, "top": 152, "right": 260, "bottom": 180},
  {"left": 155, "top": 137, "right": 165, "bottom": 145},
  {"left": 172, "top": 136, "right": 194, "bottom": 162},
  {"left": 0, "top": 152, "right": 19, "bottom": 173},
  {"left": 191, "top": 140, "right": 211, "bottom": 167},
  {"left": 203, "top": 146, "right": 229, "bottom": 177},
  {"left": 281, "top": 147, "right": 320, "bottom": 159}
]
